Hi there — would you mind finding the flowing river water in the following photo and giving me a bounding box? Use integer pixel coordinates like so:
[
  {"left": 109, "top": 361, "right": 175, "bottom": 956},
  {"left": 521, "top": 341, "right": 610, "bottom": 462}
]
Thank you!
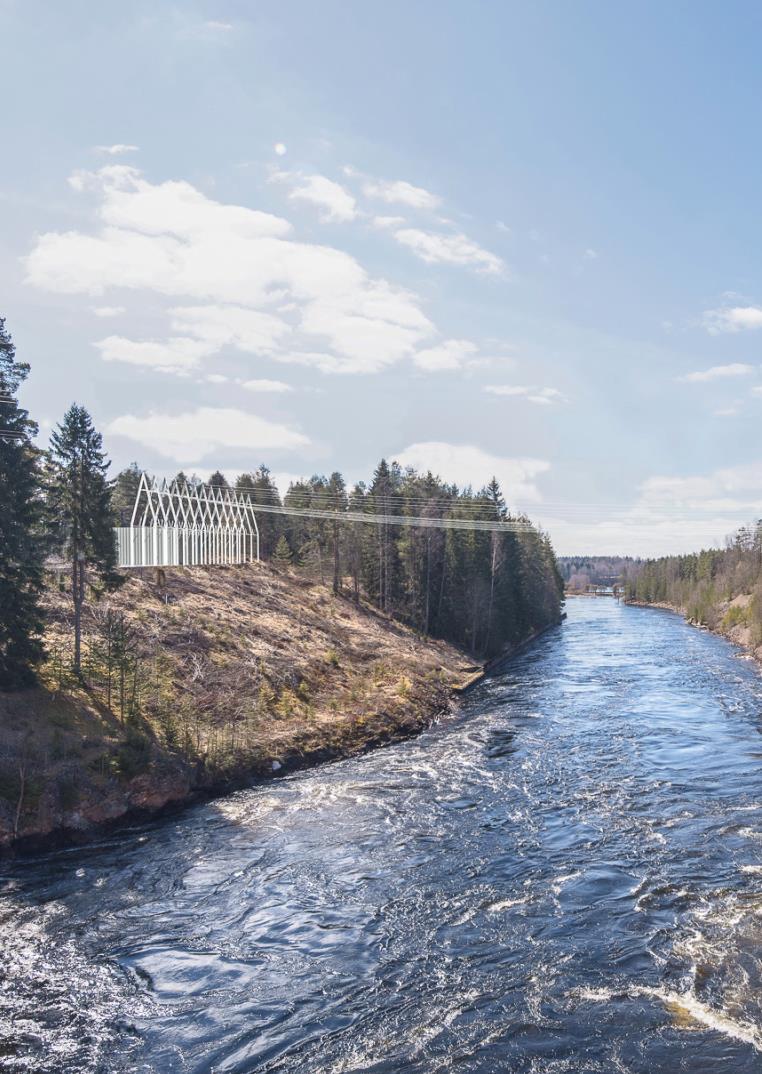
[{"left": 3, "top": 598, "right": 762, "bottom": 1072}]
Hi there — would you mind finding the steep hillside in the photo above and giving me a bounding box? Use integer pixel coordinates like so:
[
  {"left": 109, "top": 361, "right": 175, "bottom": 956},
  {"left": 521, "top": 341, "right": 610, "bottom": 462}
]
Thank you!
[
  {"left": 0, "top": 563, "right": 482, "bottom": 849},
  {"left": 624, "top": 529, "right": 762, "bottom": 663}
]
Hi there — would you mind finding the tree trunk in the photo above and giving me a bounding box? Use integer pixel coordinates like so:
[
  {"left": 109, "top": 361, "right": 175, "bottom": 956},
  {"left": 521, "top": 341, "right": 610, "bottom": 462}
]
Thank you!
[
  {"left": 13, "top": 761, "right": 26, "bottom": 840},
  {"left": 424, "top": 532, "right": 431, "bottom": 635},
  {"left": 72, "top": 557, "right": 84, "bottom": 674},
  {"left": 333, "top": 520, "right": 340, "bottom": 595}
]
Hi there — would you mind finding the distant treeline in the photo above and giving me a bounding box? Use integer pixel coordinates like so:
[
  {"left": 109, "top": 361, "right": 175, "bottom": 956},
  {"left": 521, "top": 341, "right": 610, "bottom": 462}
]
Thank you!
[
  {"left": 623, "top": 523, "right": 762, "bottom": 640},
  {"left": 114, "top": 461, "right": 565, "bottom": 660},
  {"left": 557, "top": 555, "right": 641, "bottom": 590}
]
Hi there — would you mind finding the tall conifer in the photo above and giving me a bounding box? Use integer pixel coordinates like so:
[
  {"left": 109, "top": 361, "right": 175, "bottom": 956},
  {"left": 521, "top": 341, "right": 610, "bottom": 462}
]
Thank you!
[
  {"left": 47, "top": 404, "right": 117, "bottom": 673},
  {"left": 0, "top": 318, "right": 45, "bottom": 688}
]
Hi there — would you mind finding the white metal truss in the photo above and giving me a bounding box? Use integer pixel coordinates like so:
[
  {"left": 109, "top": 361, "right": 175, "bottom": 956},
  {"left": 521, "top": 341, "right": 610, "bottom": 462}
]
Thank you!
[{"left": 115, "top": 473, "right": 260, "bottom": 568}]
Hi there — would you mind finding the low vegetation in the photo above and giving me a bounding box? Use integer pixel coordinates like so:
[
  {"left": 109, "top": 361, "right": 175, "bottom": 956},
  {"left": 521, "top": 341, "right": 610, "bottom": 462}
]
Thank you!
[
  {"left": 623, "top": 523, "right": 762, "bottom": 656},
  {"left": 0, "top": 563, "right": 483, "bottom": 846}
]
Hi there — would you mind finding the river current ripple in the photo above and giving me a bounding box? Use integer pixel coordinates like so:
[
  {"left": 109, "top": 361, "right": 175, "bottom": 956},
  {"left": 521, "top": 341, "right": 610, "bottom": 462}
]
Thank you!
[{"left": 3, "top": 599, "right": 762, "bottom": 1072}]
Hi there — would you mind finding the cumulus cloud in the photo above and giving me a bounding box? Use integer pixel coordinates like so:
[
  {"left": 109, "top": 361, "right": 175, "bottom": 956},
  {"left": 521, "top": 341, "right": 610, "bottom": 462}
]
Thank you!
[
  {"left": 485, "top": 384, "right": 566, "bottom": 405},
  {"left": 362, "top": 178, "right": 441, "bottom": 210},
  {"left": 371, "top": 215, "right": 406, "bottom": 230},
  {"left": 639, "top": 461, "right": 762, "bottom": 510},
  {"left": 703, "top": 306, "right": 762, "bottom": 333},
  {"left": 677, "top": 362, "right": 754, "bottom": 383},
  {"left": 393, "top": 228, "right": 504, "bottom": 274},
  {"left": 393, "top": 441, "right": 549, "bottom": 502},
  {"left": 106, "top": 406, "right": 309, "bottom": 464},
  {"left": 274, "top": 143, "right": 287, "bottom": 156},
  {"left": 413, "top": 339, "right": 478, "bottom": 371},
  {"left": 242, "top": 378, "right": 293, "bottom": 392},
  {"left": 168, "top": 304, "right": 289, "bottom": 353},
  {"left": 24, "top": 165, "right": 436, "bottom": 375},
  {"left": 95, "top": 335, "right": 211, "bottom": 373},
  {"left": 94, "top": 144, "right": 139, "bottom": 156},
  {"left": 539, "top": 462, "right": 762, "bottom": 556},
  {"left": 273, "top": 171, "right": 357, "bottom": 222}
]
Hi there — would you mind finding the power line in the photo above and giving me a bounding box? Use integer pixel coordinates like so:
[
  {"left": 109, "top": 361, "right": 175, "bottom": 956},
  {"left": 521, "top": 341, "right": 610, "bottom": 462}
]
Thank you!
[{"left": 243, "top": 500, "right": 540, "bottom": 533}]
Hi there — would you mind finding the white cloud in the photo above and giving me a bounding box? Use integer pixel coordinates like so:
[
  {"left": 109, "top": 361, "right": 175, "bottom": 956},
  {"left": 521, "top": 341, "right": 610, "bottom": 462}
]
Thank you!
[
  {"left": 371, "top": 215, "right": 406, "bottom": 230},
  {"left": 169, "top": 304, "right": 289, "bottom": 353},
  {"left": 393, "top": 441, "right": 550, "bottom": 502},
  {"left": 91, "top": 305, "right": 125, "bottom": 317},
  {"left": 269, "top": 471, "right": 306, "bottom": 495},
  {"left": 752, "top": 386, "right": 762, "bottom": 397},
  {"left": 106, "top": 406, "right": 309, "bottom": 464},
  {"left": 205, "top": 373, "right": 228, "bottom": 383},
  {"left": 95, "top": 335, "right": 212, "bottom": 372},
  {"left": 714, "top": 406, "right": 738, "bottom": 416},
  {"left": 538, "top": 461, "right": 762, "bottom": 555},
  {"left": 485, "top": 384, "right": 566, "bottom": 405},
  {"left": 362, "top": 178, "right": 441, "bottom": 210},
  {"left": 94, "top": 144, "right": 139, "bottom": 156},
  {"left": 274, "top": 143, "right": 287, "bottom": 156},
  {"left": 413, "top": 339, "right": 477, "bottom": 371},
  {"left": 393, "top": 227, "right": 504, "bottom": 274},
  {"left": 275, "top": 172, "right": 357, "bottom": 222},
  {"left": 677, "top": 362, "right": 754, "bottom": 383},
  {"left": 242, "top": 378, "right": 293, "bottom": 393},
  {"left": 25, "top": 165, "right": 436, "bottom": 376},
  {"left": 639, "top": 462, "right": 762, "bottom": 508},
  {"left": 204, "top": 20, "right": 233, "bottom": 31},
  {"left": 703, "top": 306, "right": 762, "bottom": 333},
  {"left": 584, "top": 248, "right": 598, "bottom": 259},
  {"left": 496, "top": 220, "right": 511, "bottom": 234}
]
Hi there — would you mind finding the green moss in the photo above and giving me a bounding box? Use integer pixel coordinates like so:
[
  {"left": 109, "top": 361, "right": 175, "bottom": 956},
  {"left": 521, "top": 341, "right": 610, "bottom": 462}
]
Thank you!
[{"left": 721, "top": 605, "right": 749, "bottom": 630}]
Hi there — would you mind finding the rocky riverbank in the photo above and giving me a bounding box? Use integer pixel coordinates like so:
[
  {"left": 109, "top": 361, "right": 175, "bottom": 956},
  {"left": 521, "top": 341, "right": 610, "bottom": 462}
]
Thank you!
[
  {"left": 0, "top": 563, "right": 490, "bottom": 853},
  {"left": 626, "top": 595, "right": 762, "bottom": 665}
]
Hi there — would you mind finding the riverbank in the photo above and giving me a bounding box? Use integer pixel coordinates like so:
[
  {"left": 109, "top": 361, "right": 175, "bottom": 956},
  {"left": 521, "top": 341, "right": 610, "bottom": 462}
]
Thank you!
[
  {"left": 0, "top": 563, "right": 552, "bottom": 854},
  {"left": 625, "top": 596, "right": 762, "bottom": 665}
]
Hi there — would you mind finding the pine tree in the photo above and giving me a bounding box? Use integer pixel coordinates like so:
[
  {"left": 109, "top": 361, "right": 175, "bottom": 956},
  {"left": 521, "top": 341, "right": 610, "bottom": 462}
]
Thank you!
[
  {"left": 47, "top": 404, "right": 117, "bottom": 674},
  {"left": 207, "top": 470, "right": 229, "bottom": 488},
  {"left": 272, "top": 535, "right": 293, "bottom": 566},
  {"left": 0, "top": 318, "right": 45, "bottom": 689}
]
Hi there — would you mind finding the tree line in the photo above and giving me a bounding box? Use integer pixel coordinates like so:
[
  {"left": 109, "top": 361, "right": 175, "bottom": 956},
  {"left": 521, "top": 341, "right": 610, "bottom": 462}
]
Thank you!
[
  {"left": 623, "top": 523, "right": 762, "bottom": 639},
  {"left": 1, "top": 315, "right": 565, "bottom": 689}
]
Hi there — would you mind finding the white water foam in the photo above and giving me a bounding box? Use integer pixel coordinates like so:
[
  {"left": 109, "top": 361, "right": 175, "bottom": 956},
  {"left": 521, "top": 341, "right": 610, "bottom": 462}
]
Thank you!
[{"left": 575, "top": 984, "right": 762, "bottom": 1051}]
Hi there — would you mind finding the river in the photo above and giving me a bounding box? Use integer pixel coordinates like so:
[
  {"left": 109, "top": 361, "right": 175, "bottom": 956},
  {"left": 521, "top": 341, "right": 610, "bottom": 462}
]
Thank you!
[{"left": 2, "top": 598, "right": 762, "bottom": 1072}]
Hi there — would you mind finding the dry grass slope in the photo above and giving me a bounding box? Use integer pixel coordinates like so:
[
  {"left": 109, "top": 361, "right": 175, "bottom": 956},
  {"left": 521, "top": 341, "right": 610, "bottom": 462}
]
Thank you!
[{"left": 0, "top": 562, "right": 478, "bottom": 848}]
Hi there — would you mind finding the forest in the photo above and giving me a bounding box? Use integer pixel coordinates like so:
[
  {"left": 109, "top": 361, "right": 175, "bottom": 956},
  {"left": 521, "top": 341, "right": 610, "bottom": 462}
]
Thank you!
[
  {"left": 557, "top": 556, "right": 640, "bottom": 591},
  {"left": 113, "top": 459, "right": 565, "bottom": 662},
  {"left": 2, "top": 315, "right": 565, "bottom": 691},
  {"left": 623, "top": 523, "right": 762, "bottom": 642}
]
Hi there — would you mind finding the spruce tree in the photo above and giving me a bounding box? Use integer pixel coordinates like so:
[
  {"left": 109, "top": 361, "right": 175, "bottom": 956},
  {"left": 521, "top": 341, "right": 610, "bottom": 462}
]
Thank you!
[
  {"left": 47, "top": 404, "right": 117, "bottom": 674},
  {"left": 327, "top": 471, "right": 347, "bottom": 594},
  {"left": 111, "top": 462, "right": 143, "bottom": 521},
  {"left": 236, "top": 466, "right": 282, "bottom": 559},
  {"left": 0, "top": 318, "right": 45, "bottom": 689},
  {"left": 272, "top": 535, "right": 293, "bottom": 566}
]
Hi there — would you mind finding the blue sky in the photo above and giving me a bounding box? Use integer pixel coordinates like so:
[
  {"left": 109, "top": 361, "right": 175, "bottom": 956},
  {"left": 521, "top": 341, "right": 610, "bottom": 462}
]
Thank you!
[{"left": 4, "top": 1, "right": 762, "bottom": 554}]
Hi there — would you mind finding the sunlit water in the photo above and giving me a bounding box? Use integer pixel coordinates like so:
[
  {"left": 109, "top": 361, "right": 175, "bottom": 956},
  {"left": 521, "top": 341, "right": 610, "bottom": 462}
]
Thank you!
[{"left": 3, "top": 599, "right": 762, "bottom": 1072}]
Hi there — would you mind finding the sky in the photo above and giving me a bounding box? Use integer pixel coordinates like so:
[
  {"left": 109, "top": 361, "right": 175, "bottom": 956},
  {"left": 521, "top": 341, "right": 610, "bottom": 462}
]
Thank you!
[{"left": 4, "top": 1, "right": 762, "bottom": 555}]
